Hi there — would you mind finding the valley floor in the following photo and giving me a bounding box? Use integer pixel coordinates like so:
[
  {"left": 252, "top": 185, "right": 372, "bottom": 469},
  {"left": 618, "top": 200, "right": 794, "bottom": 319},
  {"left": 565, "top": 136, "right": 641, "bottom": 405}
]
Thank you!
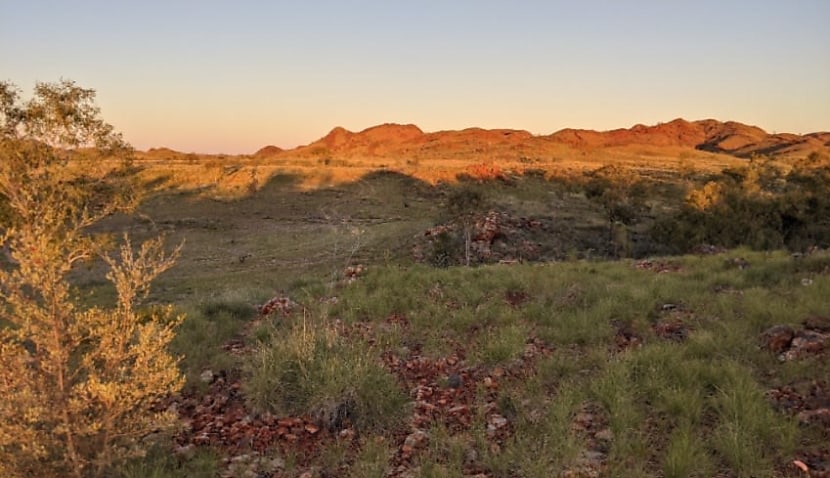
[{"left": 99, "top": 171, "right": 829, "bottom": 477}]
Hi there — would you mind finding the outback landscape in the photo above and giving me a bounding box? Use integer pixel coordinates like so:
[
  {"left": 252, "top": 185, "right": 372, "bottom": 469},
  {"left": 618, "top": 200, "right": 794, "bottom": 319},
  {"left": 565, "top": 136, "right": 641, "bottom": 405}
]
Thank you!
[
  {"left": 106, "top": 117, "right": 830, "bottom": 478},
  {"left": 3, "top": 77, "right": 829, "bottom": 478}
]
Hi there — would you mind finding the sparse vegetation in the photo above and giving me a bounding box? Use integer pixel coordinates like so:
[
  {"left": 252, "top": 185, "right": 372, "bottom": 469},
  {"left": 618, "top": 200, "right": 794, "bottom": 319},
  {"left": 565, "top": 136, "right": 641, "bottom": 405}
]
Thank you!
[
  {"left": 2, "top": 79, "right": 829, "bottom": 477},
  {"left": 91, "top": 161, "right": 828, "bottom": 477}
]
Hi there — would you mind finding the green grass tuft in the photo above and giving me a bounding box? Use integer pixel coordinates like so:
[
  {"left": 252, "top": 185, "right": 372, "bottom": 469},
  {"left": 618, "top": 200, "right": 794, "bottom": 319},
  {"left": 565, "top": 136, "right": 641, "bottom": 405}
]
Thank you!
[{"left": 245, "top": 316, "right": 407, "bottom": 432}]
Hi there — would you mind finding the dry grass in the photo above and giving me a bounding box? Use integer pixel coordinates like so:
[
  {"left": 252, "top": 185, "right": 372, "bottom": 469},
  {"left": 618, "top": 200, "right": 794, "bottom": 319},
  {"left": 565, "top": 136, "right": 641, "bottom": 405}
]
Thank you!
[
  {"left": 71, "top": 145, "right": 826, "bottom": 477},
  {"left": 118, "top": 141, "right": 746, "bottom": 199}
]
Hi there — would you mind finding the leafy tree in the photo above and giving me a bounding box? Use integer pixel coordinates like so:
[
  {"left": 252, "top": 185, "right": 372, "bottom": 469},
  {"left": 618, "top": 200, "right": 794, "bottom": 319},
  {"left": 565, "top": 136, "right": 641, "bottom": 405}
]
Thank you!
[
  {"left": 583, "top": 165, "right": 646, "bottom": 256},
  {"left": 0, "top": 80, "right": 183, "bottom": 478},
  {"left": 782, "top": 152, "right": 830, "bottom": 250},
  {"left": 653, "top": 155, "right": 830, "bottom": 252}
]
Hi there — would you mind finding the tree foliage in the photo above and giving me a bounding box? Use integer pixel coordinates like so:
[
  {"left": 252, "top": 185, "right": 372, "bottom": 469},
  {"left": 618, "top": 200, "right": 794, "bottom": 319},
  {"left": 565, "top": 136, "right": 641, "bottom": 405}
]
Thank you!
[
  {"left": 0, "top": 80, "right": 183, "bottom": 478},
  {"left": 653, "top": 154, "right": 830, "bottom": 252},
  {"left": 584, "top": 165, "right": 647, "bottom": 256}
]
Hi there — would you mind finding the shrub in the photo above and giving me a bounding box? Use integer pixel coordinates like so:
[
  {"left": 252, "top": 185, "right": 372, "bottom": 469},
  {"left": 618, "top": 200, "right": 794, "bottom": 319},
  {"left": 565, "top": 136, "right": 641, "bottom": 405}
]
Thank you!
[
  {"left": 0, "top": 80, "right": 183, "bottom": 478},
  {"left": 653, "top": 157, "right": 830, "bottom": 252}
]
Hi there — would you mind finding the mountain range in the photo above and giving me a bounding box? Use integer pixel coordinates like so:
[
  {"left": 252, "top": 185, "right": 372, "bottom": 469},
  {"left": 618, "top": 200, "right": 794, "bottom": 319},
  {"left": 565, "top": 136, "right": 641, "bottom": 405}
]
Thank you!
[{"left": 255, "top": 118, "right": 829, "bottom": 160}]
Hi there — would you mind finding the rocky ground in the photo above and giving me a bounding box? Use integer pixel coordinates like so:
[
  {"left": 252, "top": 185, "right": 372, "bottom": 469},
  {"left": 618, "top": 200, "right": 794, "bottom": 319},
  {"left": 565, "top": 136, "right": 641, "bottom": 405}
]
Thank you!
[
  {"left": 163, "top": 294, "right": 630, "bottom": 478},
  {"left": 761, "top": 316, "right": 830, "bottom": 477},
  {"left": 156, "top": 255, "right": 830, "bottom": 477}
]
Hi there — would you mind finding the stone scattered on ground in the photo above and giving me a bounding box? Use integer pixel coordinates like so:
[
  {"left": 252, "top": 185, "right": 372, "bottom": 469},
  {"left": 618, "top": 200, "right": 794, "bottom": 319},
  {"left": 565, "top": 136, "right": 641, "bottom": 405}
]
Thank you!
[
  {"left": 258, "top": 295, "right": 298, "bottom": 317},
  {"left": 378, "top": 317, "right": 552, "bottom": 478},
  {"left": 565, "top": 402, "right": 611, "bottom": 477},
  {"left": 415, "top": 210, "right": 582, "bottom": 265},
  {"left": 767, "top": 380, "right": 830, "bottom": 477},
  {"left": 763, "top": 317, "right": 830, "bottom": 476},
  {"left": 174, "top": 294, "right": 830, "bottom": 476},
  {"left": 612, "top": 321, "right": 643, "bottom": 352},
  {"left": 760, "top": 319, "right": 829, "bottom": 361},
  {"left": 760, "top": 325, "right": 797, "bottom": 355},
  {"left": 166, "top": 372, "right": 327, "bottom": 477},
  {"left": 633, "top": 259, "right": 682, "bottom": 273},
  {"left": 653, "top": 318, "right": 689, "bottom": 341},
  {"left": 804, "top": 315, "right": 830, "bottom": 333},
  {"left": 343, "top": 264, "right": 366, "bottom": 283},
  {"left": 504, "top": 289, "right": 530, "bottom": 307},
  {"left": 653, "top": 302, "right": 693, "bottom": 342},
  {"left": 767, "top": 380, "right": 830, "bottom": 429}
]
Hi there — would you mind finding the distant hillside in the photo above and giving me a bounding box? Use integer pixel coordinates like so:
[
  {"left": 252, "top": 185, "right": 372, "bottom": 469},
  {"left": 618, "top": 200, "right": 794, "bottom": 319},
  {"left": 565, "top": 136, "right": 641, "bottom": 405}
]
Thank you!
[
  {"left": 139, "top": 120, "right": 827, "bottom": 162},
  {"left": 275, "top": 119, "right": 829, "bottom": 160},
  {"left": 549, "top": 118, "right": 830, "bottom": 158},
  {"left": 253, "top": 145, "right": 283, "bottom": 157},
  {"left": 130, "top": 119, "right": 828, "bottom": 194}
]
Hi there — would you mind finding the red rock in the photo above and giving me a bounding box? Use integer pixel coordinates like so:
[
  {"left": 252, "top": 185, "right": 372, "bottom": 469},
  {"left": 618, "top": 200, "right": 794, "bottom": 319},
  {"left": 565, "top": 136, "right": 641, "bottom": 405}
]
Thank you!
[
  {"left": 403, "top": 430, "right": 428, "bottom": 450},
  {"left": 804, "top": 316, "right": 830, "bottom": 333},
  {"left": 505, "top": 290, "right": 529, "bottom": 307},
  {"left": 797, "top": 408, "right": 830, "bottom": 427},
  {"left": 448, "top": 405, "right": 469, "bottom": 415},
  {"left": 611, "top": 320, "right": 643, "bottom": 351},
  {"left": 654, "top": 319, "right": 689, "bottom": 341},
  {"left": 489, "top": 415, "right": 508, "bottom": 429},
  {"left": 277, "top": 417, "right": 299, "bottom": 427},
  {"left": 791, "top": 330, "right": 827, "bottom": 355},
  {"left": 760, "top": 325, "right": 796, "bottom": 354}
]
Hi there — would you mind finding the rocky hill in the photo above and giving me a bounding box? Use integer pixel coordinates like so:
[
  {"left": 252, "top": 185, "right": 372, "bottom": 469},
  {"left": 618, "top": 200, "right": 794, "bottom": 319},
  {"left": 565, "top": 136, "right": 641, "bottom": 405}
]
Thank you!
[
  {"left": 253, "top": 145, "right": 284, "bottom": 158},
  {"left": 549, "top": 118, "right": 830, "bottom": 157},
  {"left": 280, "top": 119, "right": 829, "bottom": 160}
]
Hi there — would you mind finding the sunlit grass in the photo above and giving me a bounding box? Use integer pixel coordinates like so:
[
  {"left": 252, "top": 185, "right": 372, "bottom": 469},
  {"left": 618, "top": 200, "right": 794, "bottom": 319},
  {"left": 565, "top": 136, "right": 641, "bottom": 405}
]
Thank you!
[{"left": 94, "top": 158, "right": 830, "bottom": 476}]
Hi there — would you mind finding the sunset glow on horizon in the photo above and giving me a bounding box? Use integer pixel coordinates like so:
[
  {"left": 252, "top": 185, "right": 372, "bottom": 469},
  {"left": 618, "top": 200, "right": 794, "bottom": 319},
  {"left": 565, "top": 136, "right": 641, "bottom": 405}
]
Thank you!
[{"left": 2, "top": 0, "right": 829, "bottom": 154}]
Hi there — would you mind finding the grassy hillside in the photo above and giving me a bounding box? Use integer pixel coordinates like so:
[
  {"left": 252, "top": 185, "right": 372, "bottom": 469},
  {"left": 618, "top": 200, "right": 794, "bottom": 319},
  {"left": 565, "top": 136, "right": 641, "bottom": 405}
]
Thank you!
[
  {"left": 122, "top": 248, "right": 829, "bottom": 478},
  {"left": 79, "top": 160, "right": 826, "bottom": 477}
]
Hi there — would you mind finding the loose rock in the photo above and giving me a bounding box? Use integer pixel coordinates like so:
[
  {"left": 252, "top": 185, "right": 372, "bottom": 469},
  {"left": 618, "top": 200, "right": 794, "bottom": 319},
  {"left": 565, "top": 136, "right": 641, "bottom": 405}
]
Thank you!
[
  {"left": 200, "top": 369, "right": 215, "bottom": 384},
  {"left": 804, "top": 316, "right": 830, "bottom": 333},
  {"left": 760, "top": 325, "right": 796, "bottom": 354}
]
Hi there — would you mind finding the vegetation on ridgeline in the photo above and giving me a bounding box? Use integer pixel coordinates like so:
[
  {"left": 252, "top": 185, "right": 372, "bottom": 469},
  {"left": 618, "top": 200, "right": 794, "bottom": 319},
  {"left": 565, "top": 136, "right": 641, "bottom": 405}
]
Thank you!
[{"left": 2, "top": 80, "right": 829, "bottom": 477}]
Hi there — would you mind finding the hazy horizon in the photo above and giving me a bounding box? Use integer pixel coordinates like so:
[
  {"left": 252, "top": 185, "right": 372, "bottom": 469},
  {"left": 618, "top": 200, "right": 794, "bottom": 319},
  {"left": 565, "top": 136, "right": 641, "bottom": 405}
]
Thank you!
[{"left": 3, "top": 0, "right": 829, "bottom": 154}]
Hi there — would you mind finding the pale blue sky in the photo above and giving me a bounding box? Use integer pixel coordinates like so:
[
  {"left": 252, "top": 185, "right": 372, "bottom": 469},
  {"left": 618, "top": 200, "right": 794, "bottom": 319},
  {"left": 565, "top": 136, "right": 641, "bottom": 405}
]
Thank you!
[{"left": 2, "top": 1, "right": 829, "bottom": 153}]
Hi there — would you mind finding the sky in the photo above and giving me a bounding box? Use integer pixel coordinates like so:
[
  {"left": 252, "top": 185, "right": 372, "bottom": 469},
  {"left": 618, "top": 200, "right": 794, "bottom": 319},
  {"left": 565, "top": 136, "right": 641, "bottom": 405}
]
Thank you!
[{"left": 2, "top": 1, "right": 829, "bottom": 154}]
